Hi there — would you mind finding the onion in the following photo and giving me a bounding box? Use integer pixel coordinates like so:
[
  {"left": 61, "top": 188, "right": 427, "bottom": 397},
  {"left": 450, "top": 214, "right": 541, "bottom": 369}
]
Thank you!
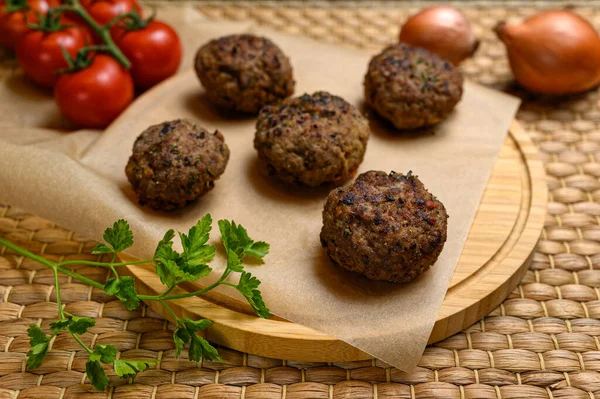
[
  {"left": 399, "top": 5, "right": 479, "bottom": 65},
  {"left": 495, "top": 10, "right": 600, "bottom": 94}
]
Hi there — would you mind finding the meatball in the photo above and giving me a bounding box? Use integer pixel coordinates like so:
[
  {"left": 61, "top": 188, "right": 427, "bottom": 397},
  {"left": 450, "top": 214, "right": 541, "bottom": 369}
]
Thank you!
[
  {"left": 364, "top": 43, "right": 463, "bottom": 130},
  {"left": 125, "top": 119, "right": 230, "bottom": 211},
  {"left": 194, "top": 34, "right": 295, "bottom": 114},
  {"left": 254, "top": 91, "right": 370, "bottom": 187},
  {"left": 320, "top": 171, "right": 448, "bottom": 283}
]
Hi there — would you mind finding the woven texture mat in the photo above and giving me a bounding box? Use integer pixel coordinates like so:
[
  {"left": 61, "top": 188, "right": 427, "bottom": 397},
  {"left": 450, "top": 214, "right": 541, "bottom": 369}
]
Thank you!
[{"left": 2, "top": 2, "right": 600, "bottom": 398}]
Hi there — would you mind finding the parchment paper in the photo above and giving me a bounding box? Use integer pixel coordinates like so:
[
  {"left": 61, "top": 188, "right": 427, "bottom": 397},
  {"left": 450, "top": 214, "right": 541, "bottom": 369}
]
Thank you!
[{"left": 0, "top": 7, "right": 520, "bottom": 370}]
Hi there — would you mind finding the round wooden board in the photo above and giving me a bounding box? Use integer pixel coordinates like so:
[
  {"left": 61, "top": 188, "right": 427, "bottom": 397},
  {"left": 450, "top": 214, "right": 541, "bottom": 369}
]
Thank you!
[{"left": 122, "top": 120, "right": 546, "bottom": 362}]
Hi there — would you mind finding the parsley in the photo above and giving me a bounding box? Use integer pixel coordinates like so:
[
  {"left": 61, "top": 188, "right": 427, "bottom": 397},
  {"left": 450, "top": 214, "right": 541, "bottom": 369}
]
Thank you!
[
  {"left": 218, "top": 220, "right": 270, "bottom": 261},
  {"left": 26, "top": 324, "right": 50, "bottom": 369},
  {"left": 105, "top": 276, "right": 140, "bottom": 311},
  {"left": 0, "top": 214, "right": 271, "bottom": 391},
  {"left": 237, "top": 272, "right": 270, "bottom": 319},
  {"left": 92, "top": 220, "right": 134, "bottom": 254},
  {"left": 50, "top": 315, "right": 95, "bottom": 334},
  {"left": 86, "top": 360, "right": 109, "bottom": 391},
  {"left": 114, "top": 359, "right": 156, "bottom": 378}
]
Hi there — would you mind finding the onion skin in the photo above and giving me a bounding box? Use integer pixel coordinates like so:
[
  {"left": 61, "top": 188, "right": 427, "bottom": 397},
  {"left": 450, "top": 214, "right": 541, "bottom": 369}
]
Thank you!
[
  {"left": 495, "top": 10, "right": 600, "bottom": 95},
  {"left": 399, "top": 5, "right": 479, "bottom": 65}
]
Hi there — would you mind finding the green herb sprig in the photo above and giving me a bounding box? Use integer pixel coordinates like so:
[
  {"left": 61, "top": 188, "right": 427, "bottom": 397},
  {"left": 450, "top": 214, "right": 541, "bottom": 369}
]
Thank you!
[{"left": 0, "top": 214, "right": 270, "bottom": 391}]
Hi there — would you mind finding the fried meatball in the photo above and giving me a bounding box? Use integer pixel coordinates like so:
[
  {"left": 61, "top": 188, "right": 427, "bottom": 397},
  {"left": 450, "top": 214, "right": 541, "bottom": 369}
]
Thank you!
[
  {"left": 320, "top": 171, "right": 448, "bottom": 283},
  {"left": 254, "top": 91, "right": 370, "bottom": 187},
  {"left": 194, "top": 34, "right": 295, "bottom": 114},
  {"left": 125, "top": 119, "right": 230, "bottom": 211},
  {"left": 364, "top": 43, "right": 463, "bottom": 130}
]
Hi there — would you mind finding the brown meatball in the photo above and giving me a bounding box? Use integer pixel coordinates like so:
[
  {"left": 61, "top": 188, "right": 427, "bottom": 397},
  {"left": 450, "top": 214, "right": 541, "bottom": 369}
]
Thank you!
[
  {"left": 254, "top": 91, "right": 370, "bottom": 187},
  {"left": 125, "top": 119, "right": 230, "bottom": 211},
  {"left": 194, "top": 34, "right": 295, "bottom": 114},
  {"left": 364, "top": 43, "right": 463, "bottom": 129},
  {"left": 320, "top": 171, "right": 448, "bottom": 283}
]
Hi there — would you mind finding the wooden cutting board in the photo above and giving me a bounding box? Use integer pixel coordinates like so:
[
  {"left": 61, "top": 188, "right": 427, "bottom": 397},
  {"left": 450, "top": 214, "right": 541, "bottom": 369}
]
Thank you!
[{"left": 121, "top": 120, "right": 547, "bottom": 362}]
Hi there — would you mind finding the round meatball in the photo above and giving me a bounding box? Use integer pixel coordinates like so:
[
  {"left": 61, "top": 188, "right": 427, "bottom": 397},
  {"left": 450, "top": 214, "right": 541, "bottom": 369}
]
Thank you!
[
  {"left": 364, "top": 43, "right": 463, "bottom": 130},
  {"left": 194, "top": 34, "right": 295, "bottom": 114},
  {"left": 254, "top": 91, "right": 370, "bottom": 187},
  {"left": 125, "top": 119, "right": 230, "bottom": 211},
  {"left": 320, "top": 170, "right": 448, "bottom": 283}
]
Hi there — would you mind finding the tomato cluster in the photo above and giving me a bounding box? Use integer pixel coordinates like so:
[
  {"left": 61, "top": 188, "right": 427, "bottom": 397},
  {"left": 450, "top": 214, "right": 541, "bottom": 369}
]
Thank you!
[{"left": 0, "top": 0, "right": 182, "bottom": 128}]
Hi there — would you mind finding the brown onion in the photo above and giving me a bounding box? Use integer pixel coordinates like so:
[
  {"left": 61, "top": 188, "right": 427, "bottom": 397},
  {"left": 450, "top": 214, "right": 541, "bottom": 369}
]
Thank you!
[
  {"left": 495, "top": 10, "right": 600, "bottom": 94},
  {"left": 399, "top": 5, "right": 479, "bottom": 65}
]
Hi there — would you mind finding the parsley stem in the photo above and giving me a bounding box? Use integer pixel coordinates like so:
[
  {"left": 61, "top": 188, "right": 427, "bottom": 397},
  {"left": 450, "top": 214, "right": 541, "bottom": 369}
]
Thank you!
[
  {"left": 52, "top": 266, "right": 64, "bottom": 319},
  {"left": 139, "top": 282, "right": 221, "bottom": 301},
  {"left": 221, "top": 282, "right": 237, "bottom": 288},
  {"left": 57, "top": 267, "right": 104, "bottom": 290},
  {"left": 108, "top": 253, "right": 120, "bottom": 279},
  {"left": 141, "top": 270, "right": 232, "bottom": 301},
  {"left": 158, "top": 300, "right": 180, "bottom": 325},
  {"left": 158, "top": 286, "right": 176, "bottom": 299},
  {"left": 69, "top": 328, "right": 93, "bottom": 354},
  {"left": 58, "top": 259, "right": 152, "bottom": 268},
  {"left": 0, "top": 236, "right": 58, "bottom": 269}
]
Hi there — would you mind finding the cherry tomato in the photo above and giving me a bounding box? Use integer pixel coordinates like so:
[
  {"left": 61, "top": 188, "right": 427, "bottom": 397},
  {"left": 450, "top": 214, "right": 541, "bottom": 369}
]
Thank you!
[
  {"left": 80, "top": 0, "right": 142, "bottom": 26},
  {"left": 0, "top": 0, "right": 59, "bottom": 50},
  {"left": 113, "top": 20, "right": 181, "bottom": 90},
  {"left": 54, "top": 54, "right": 134, "bottom": 128},
  {"left": 16, "top": 27, "right": 89, "bottom": 88}
]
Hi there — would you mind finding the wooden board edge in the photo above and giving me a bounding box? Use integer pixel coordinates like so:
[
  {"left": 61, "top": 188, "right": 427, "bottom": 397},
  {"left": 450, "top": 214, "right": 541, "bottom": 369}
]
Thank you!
[
  {"left": 428, "top": 120, "right": 547, "bottom": 343},
  {"left": 123, "top": 121, "right": 546, "bottom": 362}
]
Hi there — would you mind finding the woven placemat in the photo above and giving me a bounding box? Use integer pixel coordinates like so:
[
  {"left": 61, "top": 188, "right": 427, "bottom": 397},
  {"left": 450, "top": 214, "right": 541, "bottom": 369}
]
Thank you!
[{"left": 2, "top": 2, "right": 600, "bottom": 398}]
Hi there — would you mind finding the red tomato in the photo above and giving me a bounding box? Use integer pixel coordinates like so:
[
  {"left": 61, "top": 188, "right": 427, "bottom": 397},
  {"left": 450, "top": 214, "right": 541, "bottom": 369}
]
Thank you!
[
  {"left": 80, "top": 0, "right": 142, "bottom": 26},
  {"left": 54, "top": 54, "right": 134, "bottom": 128},
  {"left": 16, "top": 27, "right": 89, "bottom": 88},
  {"left": 113, "top": 20, "right": 181, "bottom": 89},
  {"left": 0, "top": 0, "right": 59, "bottom": 50}
]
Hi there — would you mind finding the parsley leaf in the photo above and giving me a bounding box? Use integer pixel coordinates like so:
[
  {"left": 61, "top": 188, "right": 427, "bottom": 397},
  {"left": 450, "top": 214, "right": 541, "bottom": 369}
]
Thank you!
[
  {"left": 102, "top": 220, "right": 134, "bottom": 253},
  {"left": 226, "top": 249, "right": 243, "bottom": 272},
  {"left": 50, "top": 316, "right": 95, "bottom": 335},
  {"left": 89, "top": 344, "right": 118, "bottom": 364},
  {"left": 246, "top": 241, "right": 270, "bottom": 259},
  {"left": 218, "top": 220, "right": 269, "bottom": 262},
  {"left": 49, "top": 319, "right": 71, "bottom": 334},
  {"left": 189, "top": 335, "right": 221, "bottom": 362},
  {"left": 172, "top": 318, "right": 212, "bottom": 359},
  {"left": 105, "top": 277, "right": 140, "bottom": 311},
  {"left": 26, "top": 324, "right": 50, "bottom": 369},
  {"left": 182, "top": 317, "right": 212, "bottom": 333},
  {"left": 114, "top": 359, "right": 156, "bottom": 378},
  {"left": 173, "top": 327, "right": 191, "bottom": 358},
  {"left": 69, "top": 317, "right": 96, "bottom": 335},
  {"left": 104, "top": 278, "right": 120, "bottom": 296},
  {"left": 237, "top": 272, "right": 270, "bottom": 319},
  {"left": 91, "top": 243, "right": 113, "bottom": 255},
  {"left": 154, "top": 220, "right": 215, "bottom": 288},
  {"left": 179, "top": 215, "right": 216, "bottom": 267},
  {"left": 86, "top": 360, "right": 109, "bottom": 391},
  {"left": 28, "top": 324, "right": 49, "bottom": 346}
]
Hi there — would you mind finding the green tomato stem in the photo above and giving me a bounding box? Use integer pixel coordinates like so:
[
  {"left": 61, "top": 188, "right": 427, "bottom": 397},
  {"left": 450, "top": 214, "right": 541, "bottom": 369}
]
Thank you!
[{"left": 48, "top": 3, "right": 131, "bottom": 69}]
